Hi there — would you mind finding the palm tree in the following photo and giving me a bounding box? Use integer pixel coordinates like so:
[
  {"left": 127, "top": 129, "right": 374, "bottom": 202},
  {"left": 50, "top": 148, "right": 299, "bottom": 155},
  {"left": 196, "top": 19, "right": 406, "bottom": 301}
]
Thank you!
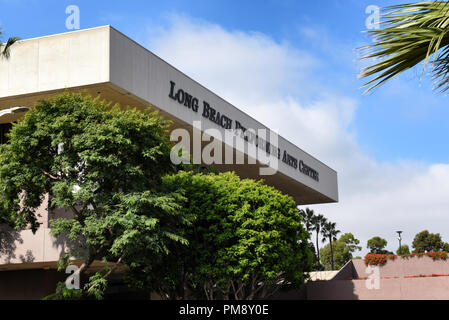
[
  {"left": 360, "top": 1, "right": 449, "bottom": 93},
  {"left": 311, "top": 214, "right": 327, "bottom": 264},
  {"left": 0, "top": 29, "right": 19, "bottom": 59},
  {"left": 298, "top": 207, "right": 315, "bottom": 233},
  {"left": 321, "top": 221, "right": 340, "bottom": 270}
]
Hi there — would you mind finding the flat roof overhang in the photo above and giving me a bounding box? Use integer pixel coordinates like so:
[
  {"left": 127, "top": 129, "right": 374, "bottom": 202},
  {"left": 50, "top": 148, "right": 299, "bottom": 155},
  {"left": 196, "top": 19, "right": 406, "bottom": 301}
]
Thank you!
[{"left": 0, "top": 26, "right": 338, "bottom": 205}]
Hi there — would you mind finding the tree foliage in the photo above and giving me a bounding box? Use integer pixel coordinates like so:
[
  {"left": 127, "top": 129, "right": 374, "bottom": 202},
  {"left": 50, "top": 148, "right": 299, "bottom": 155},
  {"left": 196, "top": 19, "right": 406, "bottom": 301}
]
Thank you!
[
  {"left": 397, "top": 244, "right": 410, "bottom": 255},
  {"left": 321, "top": 221, "right": 340, "bottom": 270},
  {"left": 340, "top": 233, "right": 362, "bottom": 253},
  {"left": 360, "top": 1, "right": 449, "bottom": 93},
  {"left": 367, "top": 236, "right": 390, "bottom": 254},
  {"left": 0, "top": 92, "right": 189, "bottom": 299},
  {"left": 320, "top": 233, "right": 361, "bottom": 271},
  {"left": 128, "top": 171, "right": 314, "bottom": 300},
  {"left": 0, "top": 92, "right": 319, "bottom": 300},
  {"left": 298, "top": 208, "right": 322, "bottom": 271},
  {"left": 298, "top": 207, "right": 315, "bottom": 233},
  {"left": 310, "top": 213, "right": 327, "bottom": 267},
  {"left": 0, "top": 28, "right": 19, "bottom": 58},
  {"left": 412, "top": 230, "right": 449, "bottom": 253},
  {"left": 299, "top": 208, "right": 344, "bottom": 271}
]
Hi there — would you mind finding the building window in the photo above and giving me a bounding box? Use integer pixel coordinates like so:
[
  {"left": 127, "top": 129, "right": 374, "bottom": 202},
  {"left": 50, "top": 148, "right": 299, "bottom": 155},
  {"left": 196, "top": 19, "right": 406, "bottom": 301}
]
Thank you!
[{"left": 0, "top": 123, "right": 12, "bottom": 144}]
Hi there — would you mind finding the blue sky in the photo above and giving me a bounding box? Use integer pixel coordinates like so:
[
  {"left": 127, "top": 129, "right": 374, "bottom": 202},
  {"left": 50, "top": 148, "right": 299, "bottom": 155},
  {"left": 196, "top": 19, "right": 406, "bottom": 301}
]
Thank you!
[{"left": 2, "top": 0, "right": 449, "bottom": 254}]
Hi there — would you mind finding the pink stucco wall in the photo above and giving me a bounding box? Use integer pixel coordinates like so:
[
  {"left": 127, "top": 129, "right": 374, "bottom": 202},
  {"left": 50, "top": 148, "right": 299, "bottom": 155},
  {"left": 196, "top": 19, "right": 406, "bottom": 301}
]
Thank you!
[
  {"left": 307, "top": 257, "right": 449, "bottom": 300},
  {"left": 308, "top": 276, "right": 449, "bottom": 300},
  {"left": 352, "top": 256, "right": 449, "bottom": 279}
]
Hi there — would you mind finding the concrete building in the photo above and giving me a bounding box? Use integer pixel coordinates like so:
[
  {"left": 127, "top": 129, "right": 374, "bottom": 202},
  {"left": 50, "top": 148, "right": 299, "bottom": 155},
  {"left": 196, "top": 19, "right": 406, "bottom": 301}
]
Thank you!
[{"left": 0, "top": 26, "right": 338, "bottom": 299}]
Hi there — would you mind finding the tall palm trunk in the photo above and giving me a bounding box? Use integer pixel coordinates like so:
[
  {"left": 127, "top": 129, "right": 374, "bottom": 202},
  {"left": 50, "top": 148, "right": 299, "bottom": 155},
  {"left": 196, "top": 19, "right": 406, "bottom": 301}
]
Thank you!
[
  {"left": 329, "top": 236, "right": 334, "bottom": 270},
  {"left": 322, "top": 221, "right": 339, "bottom": 270},
  {"left": 315, "top": 228, "right": 320, "bottom": 263}
]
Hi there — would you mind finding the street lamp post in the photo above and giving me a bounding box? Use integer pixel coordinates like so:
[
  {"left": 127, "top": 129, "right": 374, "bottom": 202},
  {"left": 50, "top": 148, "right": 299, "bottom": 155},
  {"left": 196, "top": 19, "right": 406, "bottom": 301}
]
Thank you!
[{"left": 397, "top": 231, "right": 403, "bottom": 253}]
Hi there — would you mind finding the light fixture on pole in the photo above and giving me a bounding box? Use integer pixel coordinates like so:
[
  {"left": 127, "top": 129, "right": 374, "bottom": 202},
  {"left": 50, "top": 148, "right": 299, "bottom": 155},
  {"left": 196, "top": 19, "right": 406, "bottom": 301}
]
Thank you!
[
  {"left": 396, "top": 231, "right": 403, "bottom": 252},
  {"left": 0, "top": 106, "right": 29, "bottom": 118}
]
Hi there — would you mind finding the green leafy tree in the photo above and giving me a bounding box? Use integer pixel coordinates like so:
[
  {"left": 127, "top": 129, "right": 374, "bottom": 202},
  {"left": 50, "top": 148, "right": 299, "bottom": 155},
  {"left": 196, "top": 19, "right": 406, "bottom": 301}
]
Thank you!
[
  {"left": 0, "top": 92, "right": 188, "bottom": 299},
  {"left": 320, "top": 242, "right": 348, "bottom": 271},
  {"left": 359, "top": 1, "right": 449, "bottom": 93},
  {"left": 397, "top": 245, "right": 410, "bottom": 255},
  {"left": 128, "top": 171, "right": 314, "bottom": 300},
  {"left": 0, "top": 29, "right": 19, "bottom": 58},
  {"left": 367, "top": 236, "right": 390, "bottom": 254},
  {"left": 321, "top": 221, "right": 340, "bottom": 270},
  {"left": 443, "top": 242, "right": 449, "bottom": 252},
  {"left": 340, "top": 233, "right": 362, "bottom": 253},
  {"left": 320, "top": 233, "right": 361, "bottom": 271},
  {"left": 412, "top": 230, "right": 447, "bottom": 253}
]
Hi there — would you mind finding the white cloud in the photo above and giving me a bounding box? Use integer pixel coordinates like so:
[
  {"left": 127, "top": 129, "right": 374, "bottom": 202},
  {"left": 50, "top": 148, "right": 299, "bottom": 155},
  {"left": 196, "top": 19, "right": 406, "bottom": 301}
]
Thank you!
[
  {"left": 147, "top": 15, "right": 317, "bottom": 105},
  {"left": 147, "top": 14, "right": 449, "bottom": 256}
]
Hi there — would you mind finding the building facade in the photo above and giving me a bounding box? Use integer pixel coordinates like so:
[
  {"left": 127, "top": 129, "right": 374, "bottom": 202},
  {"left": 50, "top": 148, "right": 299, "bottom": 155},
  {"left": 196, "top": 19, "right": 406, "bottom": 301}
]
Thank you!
[{"left": 0, "top": 26, "right": 338, "bottom": 299}]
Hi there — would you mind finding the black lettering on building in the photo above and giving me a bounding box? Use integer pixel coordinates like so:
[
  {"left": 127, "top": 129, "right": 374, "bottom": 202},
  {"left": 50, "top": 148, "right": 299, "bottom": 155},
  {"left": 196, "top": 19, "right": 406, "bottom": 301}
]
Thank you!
[
  {"left": 168, "top": 81, "right": 176, "bottom": 99},
  {"left": 168, "top": 81, "right": 199, "bottom": 113},
  {"left": 192, "top": 98, "right": 199, "bottom": 112},
  {"left": 282, "top": 150, "right": 298, "bottom": 169},
  {"left": 299, "top": 160, "right": 319, "bottom": 182},
  {"left": 202, "top": 101, "right": 210, "bottom": 118}
]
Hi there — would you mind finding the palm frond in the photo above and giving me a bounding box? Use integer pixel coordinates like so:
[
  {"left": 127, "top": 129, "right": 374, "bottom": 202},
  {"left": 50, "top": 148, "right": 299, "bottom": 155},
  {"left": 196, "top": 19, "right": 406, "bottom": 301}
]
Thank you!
[
  {"left": 1, "top": 35, "right": 20, "bottom": 59},
  {"left": 359, "top": 1, "right": 449, "bottom": 93}
]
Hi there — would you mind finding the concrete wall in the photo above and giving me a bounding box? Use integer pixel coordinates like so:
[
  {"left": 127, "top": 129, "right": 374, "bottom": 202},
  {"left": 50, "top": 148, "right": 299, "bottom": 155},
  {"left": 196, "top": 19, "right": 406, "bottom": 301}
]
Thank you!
[
  {"left": 352, "top": 256, "right": 449, "bottom": 279},
  {"left": 0, "top": 26, "right": 109, "bottom": 97},
  {"left": 307, "top": 276, "right": 449, "bottom": 300},
  {"left": 308, "top": 270, "right": 339, "bottom": 281},
  {"left": 306, "top": 257, "right": 449, "bottom": 300},
  {"left": 332, "top": 260, "right": 356, "bottom": 281},
  {"left": 0, "top": 195, "right": 79, "bottom": 266}
]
